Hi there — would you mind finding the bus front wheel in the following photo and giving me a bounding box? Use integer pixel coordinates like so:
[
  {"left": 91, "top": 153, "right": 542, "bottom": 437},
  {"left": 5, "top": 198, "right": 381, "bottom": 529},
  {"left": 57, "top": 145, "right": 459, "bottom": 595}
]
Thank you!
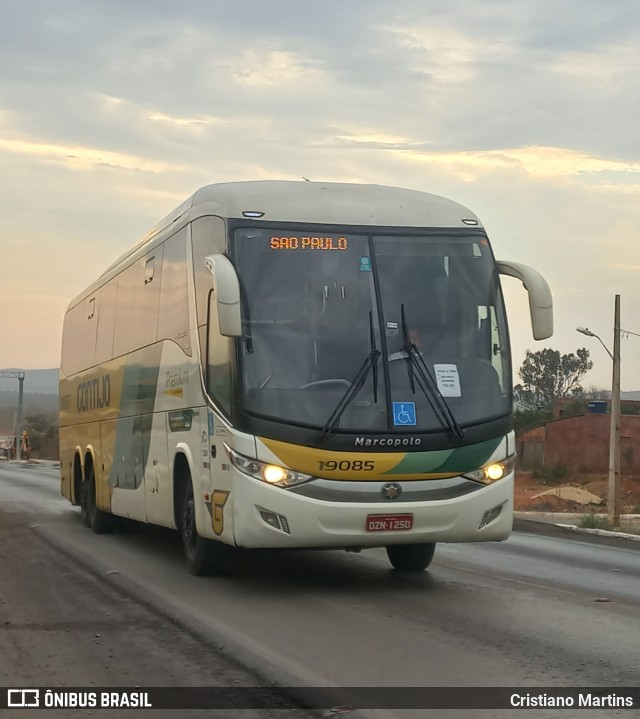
[
  {"left": 181, "top": 482, "right": 231, "bottom": 576},
  {"left": 386, "top": 543, "right": 436, "bottom": 572}
]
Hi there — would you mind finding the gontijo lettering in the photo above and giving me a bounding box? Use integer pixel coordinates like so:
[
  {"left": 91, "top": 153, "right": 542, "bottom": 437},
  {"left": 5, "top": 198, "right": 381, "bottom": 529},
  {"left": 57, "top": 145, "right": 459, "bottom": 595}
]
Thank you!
[
  {"left": 270, "top": 236, "right": 348, "bottom": 250},
  {"left": 77, "top": 375, "right": 111, "bottom": 412}
]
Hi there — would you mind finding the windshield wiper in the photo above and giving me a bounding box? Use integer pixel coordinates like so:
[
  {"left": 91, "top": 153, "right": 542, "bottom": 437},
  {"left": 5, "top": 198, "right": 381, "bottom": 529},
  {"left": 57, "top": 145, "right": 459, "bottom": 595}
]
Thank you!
[
  {"left": 318, "top": 312, "right": 380, "bottom": 442},
  {"left": 369, "top": 310, "right": 379, "bottom": 404},
  {"left": 401, "top": 305, "right": 464, "bottom": 440}
]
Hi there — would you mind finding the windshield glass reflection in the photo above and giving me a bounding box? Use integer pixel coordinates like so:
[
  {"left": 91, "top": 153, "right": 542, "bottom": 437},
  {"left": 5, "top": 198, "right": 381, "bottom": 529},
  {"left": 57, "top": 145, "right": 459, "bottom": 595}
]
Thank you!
[{"left": 233, "top": 227, "right": 511, "bottom": 435}]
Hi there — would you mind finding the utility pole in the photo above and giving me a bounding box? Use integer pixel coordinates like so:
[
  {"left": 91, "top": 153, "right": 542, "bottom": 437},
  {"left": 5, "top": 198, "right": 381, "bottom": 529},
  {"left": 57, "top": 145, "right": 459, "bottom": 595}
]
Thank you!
[
  {"left": 16, "top": 373, "right": 24, "bottom": 461},
  {"left": 1, "top": 371, "right": 25, "bottom": 461},
  {"left": 608, "top": 295, "right": 621, "bottom": 527}
]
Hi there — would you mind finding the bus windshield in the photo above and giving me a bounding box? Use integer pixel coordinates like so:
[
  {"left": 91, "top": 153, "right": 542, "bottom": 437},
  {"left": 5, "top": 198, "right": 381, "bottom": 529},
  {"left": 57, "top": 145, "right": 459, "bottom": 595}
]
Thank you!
[{"left": 233, "top": 227, "right": 511, "bottom": 435}]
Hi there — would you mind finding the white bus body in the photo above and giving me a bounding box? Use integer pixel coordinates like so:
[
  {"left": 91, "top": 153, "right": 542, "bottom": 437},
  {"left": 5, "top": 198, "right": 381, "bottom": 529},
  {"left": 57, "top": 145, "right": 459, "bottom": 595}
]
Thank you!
[{"left": 59, "top": 181, "right": 552, "bottom": 573}]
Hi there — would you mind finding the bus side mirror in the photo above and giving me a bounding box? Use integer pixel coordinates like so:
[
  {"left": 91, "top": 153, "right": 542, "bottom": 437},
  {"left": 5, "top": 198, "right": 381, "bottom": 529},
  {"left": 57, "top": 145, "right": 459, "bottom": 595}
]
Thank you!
[
  {"left": 204, "top": 254, "right": 242, "bottom": 337},
  {"left": 497, "top": 260, "right": 553, "bottom": 340}
]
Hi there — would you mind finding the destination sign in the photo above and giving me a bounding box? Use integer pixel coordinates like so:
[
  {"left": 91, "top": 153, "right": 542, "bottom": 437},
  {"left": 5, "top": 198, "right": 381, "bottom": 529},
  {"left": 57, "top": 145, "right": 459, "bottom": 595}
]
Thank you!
[{"left": 270, "top": 236, "right": 348, "bottom": 250}]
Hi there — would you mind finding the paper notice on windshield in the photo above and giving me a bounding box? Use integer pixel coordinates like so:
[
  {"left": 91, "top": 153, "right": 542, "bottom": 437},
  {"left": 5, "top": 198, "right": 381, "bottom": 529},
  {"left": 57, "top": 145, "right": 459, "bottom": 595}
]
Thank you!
[{"left": 434, "top": 364, "right": 461, "bottom": 397}]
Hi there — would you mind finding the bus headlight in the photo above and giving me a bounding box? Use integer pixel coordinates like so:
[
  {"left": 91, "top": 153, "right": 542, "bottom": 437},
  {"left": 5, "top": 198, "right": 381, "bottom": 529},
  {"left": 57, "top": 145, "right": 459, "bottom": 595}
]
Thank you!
[
  {"left": 463, "top": 455, "right": 515, "bottom": 485},
  {"left": 227, "top": 447, "right": 313, "bottom": 488}
]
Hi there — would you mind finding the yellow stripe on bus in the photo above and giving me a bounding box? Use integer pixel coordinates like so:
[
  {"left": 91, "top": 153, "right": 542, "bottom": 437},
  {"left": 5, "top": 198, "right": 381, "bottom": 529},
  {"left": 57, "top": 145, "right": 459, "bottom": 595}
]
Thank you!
[{"left": 260, "top": 438, "right": 458, "bottom": 481}]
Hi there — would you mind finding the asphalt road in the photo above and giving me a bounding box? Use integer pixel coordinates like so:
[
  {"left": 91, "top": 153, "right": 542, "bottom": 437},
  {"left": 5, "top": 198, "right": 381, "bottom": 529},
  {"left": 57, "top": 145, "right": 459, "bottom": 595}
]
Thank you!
[{"left": 1, "top": 462, "right": 639, "bottom": 719}]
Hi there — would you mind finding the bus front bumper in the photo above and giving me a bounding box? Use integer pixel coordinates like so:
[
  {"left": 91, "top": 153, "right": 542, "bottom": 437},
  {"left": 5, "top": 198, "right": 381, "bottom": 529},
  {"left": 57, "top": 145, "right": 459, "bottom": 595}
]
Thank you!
[{"left": 229, "top": 472, "right": 514, "bottom": 549}]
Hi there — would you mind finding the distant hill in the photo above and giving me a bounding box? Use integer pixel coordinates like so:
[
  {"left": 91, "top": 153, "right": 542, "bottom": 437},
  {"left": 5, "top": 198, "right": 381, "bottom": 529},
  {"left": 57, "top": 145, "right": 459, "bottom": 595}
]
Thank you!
[
  {"left": 0, "top": 392, "right": 58, "bottom": 412},
  {"left": 0, "top": 368, "right": 58, "bottom": 411},
  {"left": 0, "top": 368, "right": 58, "bottom": 394}
]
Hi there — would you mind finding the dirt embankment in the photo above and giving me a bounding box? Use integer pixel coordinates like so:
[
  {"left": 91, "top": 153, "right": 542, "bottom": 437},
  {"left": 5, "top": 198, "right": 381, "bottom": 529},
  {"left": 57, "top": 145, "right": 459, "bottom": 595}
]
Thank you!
[{"left": 515, "top": 471, "right": 640, "bottom": 514}]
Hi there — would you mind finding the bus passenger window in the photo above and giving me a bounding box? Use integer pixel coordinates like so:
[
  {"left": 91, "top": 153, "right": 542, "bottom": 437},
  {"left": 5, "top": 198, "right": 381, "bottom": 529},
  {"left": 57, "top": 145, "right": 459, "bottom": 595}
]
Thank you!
[
  {"left": 158, "top": 230, "right": 191, "bottom": 355},
  {"left": 207, "top": 293, "right": 232, "bottom": 415}
]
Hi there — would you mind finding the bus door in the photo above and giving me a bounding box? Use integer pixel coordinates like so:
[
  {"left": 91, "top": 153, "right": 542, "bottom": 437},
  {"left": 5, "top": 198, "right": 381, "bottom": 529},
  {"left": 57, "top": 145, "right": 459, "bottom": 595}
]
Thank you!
[
  {"left": 198, "top": 407, "right": 234, "bottom": 542},
  {"left": 201, "top": 283, "right": 235, "bottom": 543}
]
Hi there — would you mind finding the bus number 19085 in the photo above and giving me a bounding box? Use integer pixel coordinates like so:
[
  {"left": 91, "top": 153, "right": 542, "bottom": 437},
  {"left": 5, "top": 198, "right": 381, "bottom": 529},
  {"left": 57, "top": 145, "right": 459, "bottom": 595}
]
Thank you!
[{"left": 318, "top": 460, "right": 375, "bottom": 472}]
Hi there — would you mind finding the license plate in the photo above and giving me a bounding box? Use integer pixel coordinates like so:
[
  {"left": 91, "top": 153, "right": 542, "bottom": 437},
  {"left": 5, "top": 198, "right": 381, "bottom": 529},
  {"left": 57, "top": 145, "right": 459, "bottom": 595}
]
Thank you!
[{"left": 366, "top": 514, "right": 413, "bottom": 532}]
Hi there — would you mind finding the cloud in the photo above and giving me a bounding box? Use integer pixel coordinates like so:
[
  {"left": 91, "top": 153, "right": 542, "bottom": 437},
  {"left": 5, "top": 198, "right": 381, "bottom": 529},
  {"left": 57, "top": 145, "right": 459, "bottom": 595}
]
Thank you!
[
  {"left": 0, "top": 136, "right": 178, "bottom": 172},
  {"left": 147, "top": 112, "right": 222, "bottom": 128},
  {"left": 385, "top": 24, "right": 496, "bottom": 85},
  {"left": 2, "top": 0, "right": 640, "bottom": 387},
  {"left": 230, "top": 50, "right": 326, "bottom": 87},
  {"left": 325, "top": 137, "right": 640, "bottom": 188}
]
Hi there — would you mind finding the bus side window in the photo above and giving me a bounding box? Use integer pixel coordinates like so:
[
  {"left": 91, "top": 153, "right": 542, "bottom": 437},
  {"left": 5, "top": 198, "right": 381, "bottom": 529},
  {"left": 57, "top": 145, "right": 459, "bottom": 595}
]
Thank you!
[
  {"left": 191, "top": 217, "right": 227, "bottom": 380},
  {"left": 133, "top": 250, "right": 162, "bottom": 349},
  {"left": 95, "top": 280, "right": 117, "bottom": 365},
  {"left": 475, "top": 305, "right": 506, "bottom": 391},
  {"left": 489, "top": 305, "right": 507, "bottom": 390},
  {"left": 61, "top": 301, "right": 84, "bottom": 376},
  {"left": 206, "top": 291, "right": 232, "bottom": 415},
  {"left": 477, "top": 306, "right": 492, "bottom": 360},
  {"left": 82, "top": 296, "right": 98, "bottom": 369},
  {"left": 113, "top": 263, "right": 137, "bottom": 357},
  {"left": 191, "top": 216, "right": 227, "bottom": 329},
  {"left": 158, "top": 229, "right": 191, "bottom": 355}
]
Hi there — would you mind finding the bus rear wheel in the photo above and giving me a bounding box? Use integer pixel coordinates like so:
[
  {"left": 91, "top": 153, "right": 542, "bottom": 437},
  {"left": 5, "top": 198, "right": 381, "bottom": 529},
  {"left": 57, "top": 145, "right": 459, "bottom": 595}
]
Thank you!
[
  {"left": 386, "top": 543, "right": 436, "bottom": 572},
  {"left": 86, "top": 466, "right": 114, "bottom": 534},
  {"left": 181, "top": 482, "right": 231, "bottom": 576},
  {"left": 80, "top": 479, "right": 91, "bottom": 527}
]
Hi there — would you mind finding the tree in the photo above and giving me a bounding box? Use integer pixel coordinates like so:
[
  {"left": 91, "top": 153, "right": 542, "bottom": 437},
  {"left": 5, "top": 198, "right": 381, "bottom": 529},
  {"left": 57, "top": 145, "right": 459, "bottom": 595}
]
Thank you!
[
  {"left": 583, "top": 385, "right": 609, "bottom": 400},
  {"left": 514, "top": 348, "right": 593, "bottom": 411},
  {"left": 24, "top": 412, "right": 58, "bottom": 459}
]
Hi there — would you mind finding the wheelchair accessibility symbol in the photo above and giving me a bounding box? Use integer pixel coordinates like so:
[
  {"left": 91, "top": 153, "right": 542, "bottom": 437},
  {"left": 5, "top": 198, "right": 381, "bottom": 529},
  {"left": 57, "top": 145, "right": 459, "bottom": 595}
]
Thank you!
[{"left": 393, "top": 402, "right": 416, "bottom": 426}]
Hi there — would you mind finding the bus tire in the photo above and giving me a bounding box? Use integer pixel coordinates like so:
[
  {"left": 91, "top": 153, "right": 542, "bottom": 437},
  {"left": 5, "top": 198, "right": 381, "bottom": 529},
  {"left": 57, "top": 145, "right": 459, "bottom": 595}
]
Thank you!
[
  {"left": 386, "top": 543, "right": 436, "bottom": 572},
  {"left": 181, "top": 481, "right": 230, "bottom": 576},
  {"left": 87, "top": 465, "right": 114, "bottom": 534},
  {"left": 80, "top": 479, "right": 91, "bottom": 527}
]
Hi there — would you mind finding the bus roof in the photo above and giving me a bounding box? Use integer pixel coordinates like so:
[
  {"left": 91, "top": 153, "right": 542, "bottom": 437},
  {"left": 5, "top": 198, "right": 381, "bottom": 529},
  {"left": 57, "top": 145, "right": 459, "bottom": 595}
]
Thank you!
[
  {"left": 136, "top": 181, "right": 483, "bottom": 254},
  {"left": 187, "top": 180, "right": 482, "bottom": 227},
  {"left": 74, "top": 181, "right": 484, "bottom": 308}
]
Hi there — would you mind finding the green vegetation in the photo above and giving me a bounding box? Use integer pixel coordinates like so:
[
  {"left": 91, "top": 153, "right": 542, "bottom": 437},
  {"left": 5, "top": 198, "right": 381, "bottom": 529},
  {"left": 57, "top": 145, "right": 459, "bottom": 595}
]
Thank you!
[
  {"left": 532, "top": 464, "right": 568, "bottom": 485},
  {"left": 557, "top": 398, "right": 589, "bottom": 418},
  {"left": 513, "top": 409, "right": 552, "bottom": 434},
  {"left": 578, "top": 513, "right": 640, "bottom": 536},
  {"left": 24, "top": 412, "right": 59, "bottom": 459},
  {"left": 578, "top": 514, "right": 614, "bottom": 530}
]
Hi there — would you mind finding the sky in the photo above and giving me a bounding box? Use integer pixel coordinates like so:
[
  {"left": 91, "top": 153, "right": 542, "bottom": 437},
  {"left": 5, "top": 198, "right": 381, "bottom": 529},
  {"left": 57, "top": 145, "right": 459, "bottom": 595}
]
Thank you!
[{"left": 2, "top": 0, "right": 640, "bottom": 391}]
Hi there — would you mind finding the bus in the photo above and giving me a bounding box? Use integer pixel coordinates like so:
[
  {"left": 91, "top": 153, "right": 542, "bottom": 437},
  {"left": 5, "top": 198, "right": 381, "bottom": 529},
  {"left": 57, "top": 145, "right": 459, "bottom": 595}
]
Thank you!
[{"left": 59, "top": 181, "right": 552, "bottom": 575}]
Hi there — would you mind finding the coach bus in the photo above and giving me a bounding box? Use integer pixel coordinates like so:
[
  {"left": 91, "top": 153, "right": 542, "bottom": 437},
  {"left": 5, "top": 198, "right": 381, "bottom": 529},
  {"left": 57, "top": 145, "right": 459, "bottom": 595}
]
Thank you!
[{"left": 59, "top": 181, "right": 552, "bottom": 574}]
